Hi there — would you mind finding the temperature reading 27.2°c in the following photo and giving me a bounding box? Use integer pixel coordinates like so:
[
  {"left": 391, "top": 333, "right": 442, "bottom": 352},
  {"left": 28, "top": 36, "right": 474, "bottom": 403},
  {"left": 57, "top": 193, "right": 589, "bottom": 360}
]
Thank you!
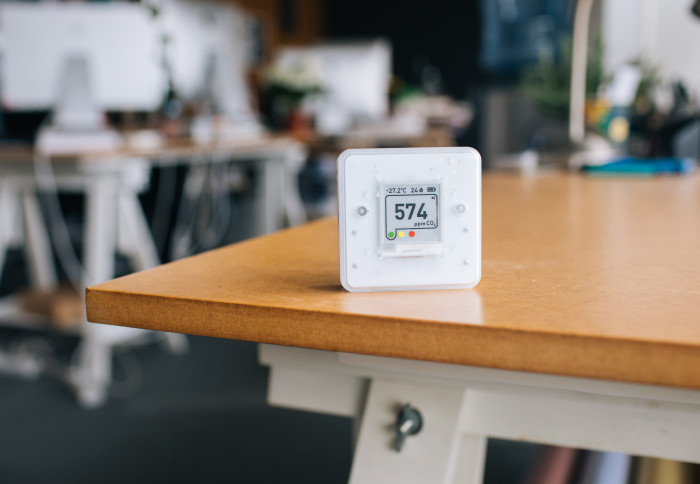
[{"left": 383, "top": 184, "right": 440, "bottom": 242}]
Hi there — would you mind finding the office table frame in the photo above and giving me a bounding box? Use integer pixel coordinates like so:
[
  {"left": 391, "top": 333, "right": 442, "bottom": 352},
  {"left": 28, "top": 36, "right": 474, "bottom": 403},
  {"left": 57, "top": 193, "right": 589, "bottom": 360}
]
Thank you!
[
  {"left": 260, "top": 344, "right": 700, "bottom": 484},
  {"left": 0, "top": 156, "right": 187, "bottom": 404},
  {"left": 0, "top": 137, "right": 307, "bottom": 406}
]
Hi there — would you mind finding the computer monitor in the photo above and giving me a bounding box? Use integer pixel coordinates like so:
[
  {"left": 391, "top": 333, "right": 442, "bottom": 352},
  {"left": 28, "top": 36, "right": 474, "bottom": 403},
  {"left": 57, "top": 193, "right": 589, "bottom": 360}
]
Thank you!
[
  {"left": 0, "top": 3, "right": 165, "bottom": 118},
  {"left": 0, "top": 3, "right": 166, "bottom": 151},
  {"left": 158, "top": 0, "right": 255, "bottom": 122},
  {"left": 276, "top": 40, "right": 392, "bottom": 127}
]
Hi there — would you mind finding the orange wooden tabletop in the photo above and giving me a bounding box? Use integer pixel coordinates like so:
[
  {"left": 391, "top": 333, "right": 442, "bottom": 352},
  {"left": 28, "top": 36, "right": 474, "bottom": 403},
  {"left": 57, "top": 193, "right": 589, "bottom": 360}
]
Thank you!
[{"left": 86, "top": 173, "right": 700, "bottom": 389}]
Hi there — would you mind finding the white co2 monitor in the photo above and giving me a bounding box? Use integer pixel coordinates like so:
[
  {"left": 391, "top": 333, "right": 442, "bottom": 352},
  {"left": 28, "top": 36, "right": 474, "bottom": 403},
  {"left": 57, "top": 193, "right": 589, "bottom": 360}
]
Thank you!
[
  {"left": 338, "top": 148, "right": 482, "bottom": 292},
  {"left": 0, "top": 3, "right": 164, "bottom": 112}
]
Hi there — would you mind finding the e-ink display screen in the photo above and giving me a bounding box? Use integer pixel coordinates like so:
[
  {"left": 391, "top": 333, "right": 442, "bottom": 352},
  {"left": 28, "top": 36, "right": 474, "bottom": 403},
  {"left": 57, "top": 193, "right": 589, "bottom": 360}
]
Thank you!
[{"left": 383, "top": 184, "right": 440, "bottom": 243}]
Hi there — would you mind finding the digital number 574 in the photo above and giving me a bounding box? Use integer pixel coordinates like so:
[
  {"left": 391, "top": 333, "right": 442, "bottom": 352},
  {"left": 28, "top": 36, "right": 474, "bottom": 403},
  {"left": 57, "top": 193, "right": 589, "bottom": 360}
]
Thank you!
[{"left": 394, "top": 203, "right": 428, "bottom": 220}]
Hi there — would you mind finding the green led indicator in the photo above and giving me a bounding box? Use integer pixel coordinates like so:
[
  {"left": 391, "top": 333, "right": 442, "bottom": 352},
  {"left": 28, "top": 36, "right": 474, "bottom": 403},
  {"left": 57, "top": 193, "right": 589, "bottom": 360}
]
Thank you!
[{"left": 388, "top": 231, "right": 395, "bottom": 238}]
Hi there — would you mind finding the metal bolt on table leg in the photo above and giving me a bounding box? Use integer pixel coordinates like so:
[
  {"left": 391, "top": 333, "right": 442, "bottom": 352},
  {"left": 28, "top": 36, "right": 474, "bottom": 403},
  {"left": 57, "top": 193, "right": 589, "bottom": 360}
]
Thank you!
[{"left": 394, "top": 403, "right": 423, "bottom": 452}]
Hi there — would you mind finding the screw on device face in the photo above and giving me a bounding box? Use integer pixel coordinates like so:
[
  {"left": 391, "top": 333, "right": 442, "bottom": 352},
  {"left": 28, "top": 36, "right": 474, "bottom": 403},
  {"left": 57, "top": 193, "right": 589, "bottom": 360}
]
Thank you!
[
  {"left": 358, "top": 206, "right": 369, "bottom": 216},
  {"left": 394, "top": 404, "right": 423, "bottom": 452}
]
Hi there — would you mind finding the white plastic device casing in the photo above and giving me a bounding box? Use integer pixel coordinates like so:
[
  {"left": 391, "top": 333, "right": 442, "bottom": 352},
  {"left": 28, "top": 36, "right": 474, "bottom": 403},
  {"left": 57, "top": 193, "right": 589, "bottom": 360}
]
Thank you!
[{"left": 338, "top": 147, "right": 481, "bottom": 292}]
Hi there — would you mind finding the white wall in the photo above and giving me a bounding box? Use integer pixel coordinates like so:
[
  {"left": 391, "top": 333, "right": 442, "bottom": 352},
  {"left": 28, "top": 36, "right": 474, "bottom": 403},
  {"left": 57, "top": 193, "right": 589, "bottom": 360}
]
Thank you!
[{"left": 603, "top": 0, "right": 700, "bottom": 94}]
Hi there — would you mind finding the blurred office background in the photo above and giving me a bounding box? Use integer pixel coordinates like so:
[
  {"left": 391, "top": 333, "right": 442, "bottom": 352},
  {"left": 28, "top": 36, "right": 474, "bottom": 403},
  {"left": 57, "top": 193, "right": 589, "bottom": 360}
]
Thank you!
[{"left": 0, "top": 0, "right": 699, "bottom": 482}]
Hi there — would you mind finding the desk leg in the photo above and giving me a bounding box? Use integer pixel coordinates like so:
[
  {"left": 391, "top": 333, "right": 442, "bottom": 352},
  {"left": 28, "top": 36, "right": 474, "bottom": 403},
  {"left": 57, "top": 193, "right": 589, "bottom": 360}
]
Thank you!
[
  {"left": 75, "top": 176, "right": 118, "bottom": 407},
  {"left": 76, "top": 176, "right": 154, "bottom": 407},
  {"left": 83, "top": 176, "right": 117, "bottom": 287},
  {"left": 0, "top": 181, "right": 23, "bottom": 246},
  {"left": 171, "top": 166, "right": 208, "bottom": 260},
  {"left": 118, "top": 190, "right": 188, "bottom": 355},
  {"left": 350, "top": 379, "right": 485, "bottom": 484},
  {"left": 0, "top": 182, "right": 13, "bottom": 282},
  {"left": 0, "top": 183, "right": 42, "bottom": 379},
  {"left": 254, "top": 159, "right": 284, "bottom": 236},
  {"left": 451, "top": 433, "right": 488, "bottom": 484},
  {"left": 282, "top": 146, "right": 307, "bottom": 227},
  {"left": 260, "top": 346, "right": 488, "bottom": 483},
  {"left": 118, "top": 190, "right": 160, "bottom": 272},
  {"left": 21, "top": 190, "right": 58, "bottom": 290}
]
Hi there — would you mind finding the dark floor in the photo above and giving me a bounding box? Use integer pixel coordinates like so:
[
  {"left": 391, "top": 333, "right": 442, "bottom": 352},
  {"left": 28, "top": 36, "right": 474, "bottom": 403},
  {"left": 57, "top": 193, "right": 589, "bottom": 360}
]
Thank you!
[
  {"left": 0, "top": 334, "right": 354, "bottom": 483},
  {"left": 0, "top": 330, "right": 539, "bottom": 483}
]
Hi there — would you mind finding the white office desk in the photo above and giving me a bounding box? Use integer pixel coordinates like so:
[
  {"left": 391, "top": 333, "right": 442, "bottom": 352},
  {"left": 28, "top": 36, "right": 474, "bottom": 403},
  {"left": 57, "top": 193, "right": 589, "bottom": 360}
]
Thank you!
[
  {"left": 0, "top": 135, "right": 306, "bottom": 406},
  {"left": 102, "top": 135, "right": 308, "bottom": 236},
  {"left": 87, "top": 174, "right": 700, "bottom": 482}
]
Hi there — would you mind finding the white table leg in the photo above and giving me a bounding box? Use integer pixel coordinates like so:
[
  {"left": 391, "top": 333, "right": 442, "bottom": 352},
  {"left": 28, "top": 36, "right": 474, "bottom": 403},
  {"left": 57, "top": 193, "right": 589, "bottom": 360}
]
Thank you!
[
  {"left": 0, "top": 181, "right": 54, "bottom": 381},
  {"left": 171, "top": 165, "right": 208, "bottom": 260},
  {"left": 70, "top": 338, "right": 113, "bottom": 408},
  {"left": 118, "top": 190, "right": 160, "bottom": 271},
  {"left": 0, "top": 181, "right": 23, "bottom": 247},
  {"left": 76, "top": 175, "right": 150, "bottom": 407},
  {"left": 74, "top": 176, "right": 118, "bottom": 407},
  {"left": 21, "top": 189, "right": 57, "bottom": 290},
  {"left": 118, "top": 189, "right": 188, "bottom": 355},
  {"left": 282, "top": 145, "right": 307, "bottom": 227},
  {"left": 349, "top": 379, "right": 480, "bottom": 484},
  {"left": 254, "top": 159, "right": 284, "bottom": 235},
  {"left": 0, "top": 182, "right": 13, "bottom": 283},
  {"left": 450, "top": 433, "right": 488, "bottom": 484},
  {"left": 83, "top": 176, "right": 117, "bottom": 287},
  {"left": 0, "top": 181, "right": 41, "bottom": 380}
]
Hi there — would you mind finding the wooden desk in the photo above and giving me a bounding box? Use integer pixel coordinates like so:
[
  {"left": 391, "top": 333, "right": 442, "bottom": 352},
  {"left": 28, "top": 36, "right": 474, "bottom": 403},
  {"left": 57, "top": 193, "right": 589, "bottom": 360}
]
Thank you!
[{"left": 86, "top": 173, "right": 700, "bottom": 483}]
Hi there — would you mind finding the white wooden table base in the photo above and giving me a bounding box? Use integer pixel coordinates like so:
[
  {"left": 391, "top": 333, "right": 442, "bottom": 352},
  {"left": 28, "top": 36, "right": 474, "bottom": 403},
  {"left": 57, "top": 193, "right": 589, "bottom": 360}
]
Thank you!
[
  {"left": 0, "top": 159, "right": 188, "bottom": 406},
  {"left": 260, "top": 344, "right": 700, "bottom": 484}
]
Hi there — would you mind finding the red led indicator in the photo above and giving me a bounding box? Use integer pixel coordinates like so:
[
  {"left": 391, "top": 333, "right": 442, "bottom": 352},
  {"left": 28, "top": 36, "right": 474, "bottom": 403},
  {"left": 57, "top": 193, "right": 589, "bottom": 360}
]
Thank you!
[{"left": 409, "top": 231, "right": 415, "bottom": 237}]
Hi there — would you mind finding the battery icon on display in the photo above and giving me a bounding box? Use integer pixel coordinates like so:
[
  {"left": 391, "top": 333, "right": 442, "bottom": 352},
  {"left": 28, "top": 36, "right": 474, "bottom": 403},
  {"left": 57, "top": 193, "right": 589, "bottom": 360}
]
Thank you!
[{"left": 427, "top": 187, "right": 436, "bottom": 192}]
